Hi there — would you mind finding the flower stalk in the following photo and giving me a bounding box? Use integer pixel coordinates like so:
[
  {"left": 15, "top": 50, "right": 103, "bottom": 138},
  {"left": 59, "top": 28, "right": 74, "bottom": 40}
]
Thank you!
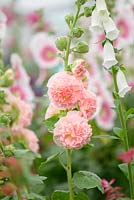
[
  {"left": 66, "top": 149, "right": 74, "bottom": 200},
  {"left": 112, "top": 67, "right": 134, "bottom": 199}
]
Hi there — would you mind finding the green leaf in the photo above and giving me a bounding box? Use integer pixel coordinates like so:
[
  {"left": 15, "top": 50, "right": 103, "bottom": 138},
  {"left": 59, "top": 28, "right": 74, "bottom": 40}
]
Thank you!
[
  {"left": 73, "top": 171, "right": 103, "bottom": 193},
  {"left": 125, "top": 108, "right": 134, "bottom": 121},
  {"left": 38, "top": 151, "right": 64, "bottom": 174},
  {"left": 51, "top": 190, "right": 69, "bottom": 200},
  {"left": 29, "top": 175, "right": 47, "bottom": 185},
  {"left": 44, "top": 114, "right": 59, "bottom": 132},
  {"left": 24, "top": 193, "right": 46, "bottom": 200},
  {"left": 75, "top": 193, "right": 90, "bottom": 200},
  {"left": 92, "top": 135, "right": 119, "bottom": 140},
  {"left": 118, "top": 163, "right": 134, "bottom": 180},
  {"left": 113, "top": 127, "right": 125, "bottom": 139}
]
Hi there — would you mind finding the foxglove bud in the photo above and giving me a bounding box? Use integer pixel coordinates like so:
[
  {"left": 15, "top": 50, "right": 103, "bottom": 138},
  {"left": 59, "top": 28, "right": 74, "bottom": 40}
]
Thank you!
[
  {"left": 90, "top": 8, "right": 103, "bottom": 34},
  {"left": 116, "top": 69, "right": 131, "bottom": 98},
  {"left": 55, "top": 36, "right": 68, "bottom": 51},
  {"left": 103, "top": 41, "right": 118, "bottom": 69},
  {"left": 103, "top": 17, "right": 119, "bottom": 41},
  {"left": 75, "top": 41, "right": 89, "bottom": 53}
]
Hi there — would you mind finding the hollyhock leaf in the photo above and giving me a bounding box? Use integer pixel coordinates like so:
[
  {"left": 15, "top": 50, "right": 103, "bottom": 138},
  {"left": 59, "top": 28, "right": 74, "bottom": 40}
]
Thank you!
[
  {"left": 118, "top": 163, "right": 134, "bottom": 180},
  {"left": 44, "top": 114, "right": 60, "bottom": 132},
  {"left": 113, "top": 127, "right": 125, "bottom": 139},
  {"left": 29, "top": 175, "right": 47, "bottom": 185},
  {"left": 24, "top": 192, "right": 46, "bottom": 200},
  {"left": 125, "top": 108, "right": 134, "bottom": 121},
  {"left": 92, "top": 135, "right": 119, "bottom": 140},
  {"left": 75, "top": 192, "right": 90, "bottom": 200},
  {"left": 73, "top": 171, "right": 103, "bottom": 193},
  {"left": 51, "top": 190, "right": 69, "bottom": 200},
  {"left": 39, "top": 151, "right": 64, "bottom": 173}
]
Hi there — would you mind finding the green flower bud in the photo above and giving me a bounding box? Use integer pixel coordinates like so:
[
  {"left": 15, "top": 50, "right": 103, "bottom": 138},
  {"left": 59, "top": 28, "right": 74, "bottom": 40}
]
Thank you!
[
  {"left": 72, "top": 27, "right": 84, "bottom": 38},
  {"left": 75, "top": 41, "right": 89, "bottom": 53},
  {"left": 65, "top": 14, "right": 74, "bottom": 27},
  {"left": 0, "top": 69, "right": 14, "bottom": 87},
  {"left": 0, "top": 113, "right": 12, "bottom": 126},
  {"left": 76, "top": 0, "right": 87, "bottom": 6},
  {"left": 84, "top": 7, "right": 93, "bottom": 17},
  {"left": 55, "top": 36, "right": 68, "bottom": 51},
  {"left": 0, "top": 90, "right": 6, "bottom": 104},
  {"left": 4, "top": 145, "right": 14, "bottom": 157}
]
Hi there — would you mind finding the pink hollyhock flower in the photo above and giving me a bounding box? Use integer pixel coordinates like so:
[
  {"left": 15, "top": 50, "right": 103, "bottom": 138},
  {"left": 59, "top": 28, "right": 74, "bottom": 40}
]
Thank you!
[
  {"left": 47, "top": 71, "right": 84, "bottom": 109},
  {"left": 26, "top": 12, "right": 40, "bottom": 24},
  {"left": 0, "top": 11, "right": 7, "bottom": 40},
  {"left": 72, "top": 59, "right": 88, "bottom": 79},
  {"left": 54, "top": 111, "right": 92, "bottom": 149},
  {"left": 12, "top": 127, "right": 39, "bottom": 153},
  {"left": 79, "top": 89, "right": 97, "bottom": 120},
  {"left": 30, "top": 32, "right": 59, "bottom": 69},
  {"left": 118, "top": 148, "right": 134, "bottom": 163},
  {"left": 10, "top": 53, "right": 30, "bottom": 83},
  {"left": 45, "top": 103, "right": 60, "bottom": 120}
]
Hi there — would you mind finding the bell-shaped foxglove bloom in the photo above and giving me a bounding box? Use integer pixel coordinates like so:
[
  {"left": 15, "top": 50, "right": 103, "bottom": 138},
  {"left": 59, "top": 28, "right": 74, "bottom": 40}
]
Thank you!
[
  {"left": 103, "top": 17, "right": 119, "bottom": 41},
  {"left": 103, "top": 40, "right": 118, "bottom": 69},
  {"left": 96, "top": 0, "right": 109, "bottom": 18},
  {"left": 0, "top": 11, "right": 7, "bottom": 40},
  {"left": 90, "top": 8, "right": 103, "bottom": 34},
  {"left": 116, "top": 69, "right": 131, "bottom": 98}
]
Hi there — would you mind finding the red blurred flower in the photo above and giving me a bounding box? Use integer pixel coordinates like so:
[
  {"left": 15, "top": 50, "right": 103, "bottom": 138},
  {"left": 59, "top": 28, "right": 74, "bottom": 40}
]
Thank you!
[{"left": 118, "top": 148, "right": 134, "bottom": 163}]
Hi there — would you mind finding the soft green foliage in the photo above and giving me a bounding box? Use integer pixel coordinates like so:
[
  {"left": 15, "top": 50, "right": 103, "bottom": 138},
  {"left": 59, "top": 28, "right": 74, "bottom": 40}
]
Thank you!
[{"left": 73, "top": 171, "right": 103, "bottom": 192}]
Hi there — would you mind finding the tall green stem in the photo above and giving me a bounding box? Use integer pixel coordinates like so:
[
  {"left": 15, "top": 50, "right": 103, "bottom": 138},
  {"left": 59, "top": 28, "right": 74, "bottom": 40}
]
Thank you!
[
  {"left": 112, "top": 67, "right": 134, "bottom": 199},
  {"left": 66, "top": 149, "right": 74, "bottom": 200},
  {"left": 64, "top": 5, "right": 81, "bottom": 70}
]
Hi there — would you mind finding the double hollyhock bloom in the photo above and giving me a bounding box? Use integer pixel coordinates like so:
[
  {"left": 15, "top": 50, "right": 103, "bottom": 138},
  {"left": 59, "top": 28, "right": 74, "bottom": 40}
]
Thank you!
[
  {"left": 1, "top": 89, "right": 39, "bottom": 153},
  {"left": 30, "top": 32, "right": 59, "bottom": 69},
  {"left": 46, "top": 59, "right": 97, "bottom": 149}
]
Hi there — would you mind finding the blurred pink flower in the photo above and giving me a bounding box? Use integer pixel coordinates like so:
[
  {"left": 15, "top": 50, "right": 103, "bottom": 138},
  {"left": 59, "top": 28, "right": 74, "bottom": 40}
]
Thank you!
[
  {"left": 26, "top": 12, "right": 40, "bottom": 24},
  {"left": 12, "top": 127, "right": 39, "bottom": 153},
  {"left": 102, "top": 179, "right": 125, "bottom": 200},
  {"left": 30, "top": 32, "right": 59, "bottom": 69},
  {"left": 54, "top": 111, "right": 92, "bottom": 149},
  {"left": 45, "top": 103, "right": 60, "bottom": 120},
  {"left": 72, "top": 59, "right": 87, "bottom": 79},
  {"left": 47, "top": 71, "right": 84, "bottom": 109},
  {"left": 118, "top": 148, "right": 134, "bottom": 163},
  {"left": 80, "top": 89, "right": 97, "bottom": 120}
]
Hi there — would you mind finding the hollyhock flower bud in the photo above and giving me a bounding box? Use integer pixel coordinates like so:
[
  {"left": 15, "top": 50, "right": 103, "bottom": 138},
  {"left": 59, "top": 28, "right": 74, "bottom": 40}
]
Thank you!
[
  {"left": 65, "top": 13, "right": 74, "bottom": 27},
  {"left": 55, "top": 36, "right": 68, "bottom": 51},
  {"left": 72, "top": 27, "right": 84, "bottom": 38},
  {"left": 47, "top": 71, "right": 84, "bottom": 109},
  {"left": 54, "top": 111, "right": 92, "bottom": 149},
  {"left": 90, "top": 8, "right": 103, "bottom": 34},
  {"left": 80, "top": 89, "right": 97, "bottom": 120},
  {"left": 116, "top": 69, "right": 131, "bottom": 98},
  {"left": 75, "top": 41, "right": 89, "bottom": 53},
  {"left": 96, "top": 0, "right": 109, "bottom": 18},
  {"left": 118, "top": 148, "right": 134, "bottom": 164},
  {"left": 45, "top": 103, "right": 60, "bottom": 120},
  {"left": 103, "top": 41, "right": 118, "bottom": 69},
  {"left": 0, "top": 69, "right": 14, "bottom": 87},
  {"left": 84, "top": 7, "right": 92, "bottom": 17},
  {"left": 71, "top": 59, "right": 87, "bottom": 79},
  {"left": 103, "top": 17, "right": 119, "bottom": 41}
]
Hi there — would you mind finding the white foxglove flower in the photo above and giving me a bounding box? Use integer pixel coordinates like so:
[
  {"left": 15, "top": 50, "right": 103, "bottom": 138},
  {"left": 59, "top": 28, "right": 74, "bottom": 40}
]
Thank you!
[
  {"left": 90, "top": 8, "right": 103, "bottom": 34},
  {"left": 116, "top": 69, "right": 131, "bottom": 98},
  {"left": 0, "top": 11, "right": 7, "bottom": 40},
  {"left": 96, "top": 0, "right": 109, "bottom": 18},
  {"left": 103, "top": 41, "right": 118, "bottom": 69},
  {"left": 103, "top": 17, "right": 119, "bottom": 41}
]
